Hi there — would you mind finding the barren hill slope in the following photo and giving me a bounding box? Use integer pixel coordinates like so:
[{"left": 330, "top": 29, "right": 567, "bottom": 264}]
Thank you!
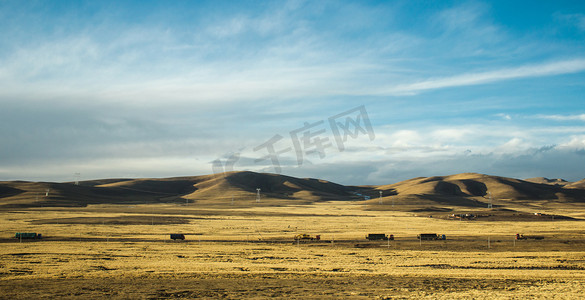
[
  {"left": 90, "top": 171, "right": 354, "bottom": 204},
  {"left": 525, "top": 177, "right": 569, "bottom": 186},
  {"left": 0, "top": 171, "right": 355, "bottom": 208},
  {"left": 565, "top": 179, "right": 585, "bottom": 189},
  {"left": 0, "top": 180, "right": 182, "bottom": 208},
  {"left": 369, "top": 173, "right": 585, "bottom": 209},
  {"left": 181, "top": 171, "right": 354, "bottom": 204},
  {"left": 2, "top": 172, "right": 585, "bottom": 211}
]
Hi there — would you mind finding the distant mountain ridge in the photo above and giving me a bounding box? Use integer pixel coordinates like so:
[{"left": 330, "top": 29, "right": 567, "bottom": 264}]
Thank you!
[
  {"left": 1, "top": 171, "right": 584, "bottom": 210},
  {"left": 377, "top": 173, "right": 582, "bottom": 200},
  {"left": 525, "top": 177, "right": 569, "bottom": 186},
  {"left": 0, "top": 171, "right": 355, "bottom": 208},
  {"left": 565, "top": 179, "right": 585, "bottom": 189}
]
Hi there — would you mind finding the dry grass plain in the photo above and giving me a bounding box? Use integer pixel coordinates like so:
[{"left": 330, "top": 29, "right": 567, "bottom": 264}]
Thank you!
[{"left": 1, "top": 200, "right": 585, "bottom": 299}]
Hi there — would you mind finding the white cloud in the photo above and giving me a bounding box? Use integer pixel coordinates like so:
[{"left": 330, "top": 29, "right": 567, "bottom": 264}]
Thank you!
[
  {"left": 388, "top": 130, "right": 422, "bottom": 148},
  {"left": 495, "top": 137, "right": 529, "bottom": 154},
  {"left": 377, "top": 59, "right": 585, "bottom": 95},
  {"left": 431, "top": 128, "right": 472, "bottom": 142},
  {"left": 0, "top": 156, "right": 213, "bottom": 182},
  {"left": 559, "top": 135, "right": 585, "bottom": 149},
  {"left": 536, "top": 114, "right": 585, "bottom": 122}
]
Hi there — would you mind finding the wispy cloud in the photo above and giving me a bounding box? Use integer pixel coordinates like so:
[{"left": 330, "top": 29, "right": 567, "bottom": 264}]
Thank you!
[
  {"left": 535, "top": 114, "right": 585, "bottom": 122},
  {"left": 496, "top": 113, "right": 512, "bottom": 120},
  {"left": 555, "top": 12, "right": 585, "bottom": 31},
  {"left": 377, "top": 58, "right": 585, "bottom": 95},
  {"left": 1, "top": 1, "right": 583, "bottom": 105}
]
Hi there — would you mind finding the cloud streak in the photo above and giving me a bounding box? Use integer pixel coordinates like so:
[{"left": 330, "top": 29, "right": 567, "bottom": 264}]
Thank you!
[
  {"left": 378, "top": 58, "right": 585, "bottom": 95},
  {"left": 536, "top": 114, "right": 585, "bottom": 122}
]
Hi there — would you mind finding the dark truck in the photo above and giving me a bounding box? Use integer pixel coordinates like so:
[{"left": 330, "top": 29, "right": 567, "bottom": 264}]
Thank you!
[
  {"left": 15, "top": 233, "right": 42, "bottom": 239},
  {"left": 516, "top": 233, "right": 544, "bottom": 240},
  {"left": 170, "top": 234, "right": 185, "bottom": 240},
  {"left": 417, "top": 233, "right": 446, "bottom": 240},
  {"left": 366, "top": 233, "right": 394, "bottom": 240}
]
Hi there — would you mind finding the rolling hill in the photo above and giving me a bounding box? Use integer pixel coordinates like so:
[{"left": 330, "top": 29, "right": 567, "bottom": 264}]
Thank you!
[
  {"left": 1, "top": 172, "right": 584, "bottom": 213},
  {"left": 525, "top": 177, "right": 569, "bottom": 186},
  {"left": 367, "top": 173, "right": 585, "bottom": 211},
  {"left": 565, "top": 179, "right": 585, "bottom": 189},
  {"left": 0, "top": 171, "right": 355, "bottom": 209}
]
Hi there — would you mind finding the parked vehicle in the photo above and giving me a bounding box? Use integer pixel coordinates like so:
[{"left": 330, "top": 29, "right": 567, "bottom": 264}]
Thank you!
[
  {"left": 170, "top": 234, "right": 185, "bottom": 240},
  {"left": 366, "top": 233, "right": 394, "bottom": 240},
  {"left": 515, "top": 233, "right": 544, "bottom": 240},
  {"left": 14, "top": 233, "right": 42, "bottom": 239},
  {"left": 294, "top": 234, "right": 320, "bottom": 240},
  {"left": 417, "top": 233, "right": 446, "bottom": 240}
]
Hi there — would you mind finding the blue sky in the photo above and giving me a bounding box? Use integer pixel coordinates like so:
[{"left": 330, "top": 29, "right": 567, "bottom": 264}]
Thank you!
[{"left": 1, "top": 0, "right": 584, "bottom": 185}]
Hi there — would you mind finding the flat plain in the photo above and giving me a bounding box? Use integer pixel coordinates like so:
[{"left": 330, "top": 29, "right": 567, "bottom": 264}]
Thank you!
[
  {"left": 2, "top": 201, "right": 585, "bottom": 299},
  {"left": 1, "top": 172, "right": 585, "bottom": 299}
]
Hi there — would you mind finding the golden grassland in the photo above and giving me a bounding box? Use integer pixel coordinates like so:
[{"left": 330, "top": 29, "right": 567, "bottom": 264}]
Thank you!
[{"left": 1, "top": 201, "right": 585, "bottom": 299}]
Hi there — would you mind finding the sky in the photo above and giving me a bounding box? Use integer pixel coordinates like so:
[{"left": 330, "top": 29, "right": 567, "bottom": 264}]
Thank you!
[{"left": 1, "top": 0, "right": 585, "bottom": 185}]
